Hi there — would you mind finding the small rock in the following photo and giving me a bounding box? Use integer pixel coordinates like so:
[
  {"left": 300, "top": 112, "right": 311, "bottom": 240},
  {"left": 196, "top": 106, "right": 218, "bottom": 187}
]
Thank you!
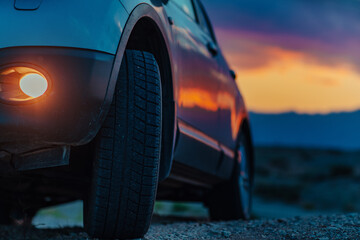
[
  {"left": 277, "top": 218, "right": 287, "bottom": 224},
  {"left": 220, "top": 230, "right": 231, "bottom": 238}
]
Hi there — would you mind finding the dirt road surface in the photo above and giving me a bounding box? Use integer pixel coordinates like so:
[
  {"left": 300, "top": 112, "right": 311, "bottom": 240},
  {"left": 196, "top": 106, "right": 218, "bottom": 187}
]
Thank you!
[{"left": 1, "top": 213, "right": 360, "bottom": 240}]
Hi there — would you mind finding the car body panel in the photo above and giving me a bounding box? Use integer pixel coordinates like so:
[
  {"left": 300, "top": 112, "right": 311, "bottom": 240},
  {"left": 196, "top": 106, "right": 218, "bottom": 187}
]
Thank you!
[
  {"left": 175, "top": 119, "right": 234, "bottom": 179},
  {"left": 164, "top": 0, "right": 224, "bottom": 173},
  {"left": 0, "top": 0, "right": 128, "bottom": 54},
  {"left": 14, "top": 0, "right": 42, "bottom": 10},
  {"left": 0, "top": 47, "right": 114, "bottom": 154},
  {"left": 217, "top": 54, "right": 246, "bottom": 149},
  {"left": 0, "top": 0, "right": 250, "bottom": 182},
  {"left": 170, "top": 1, "right": 221, "bottom": 141},
  {"left": 161, "top": 0, "right": 246, "bottom": 179}
]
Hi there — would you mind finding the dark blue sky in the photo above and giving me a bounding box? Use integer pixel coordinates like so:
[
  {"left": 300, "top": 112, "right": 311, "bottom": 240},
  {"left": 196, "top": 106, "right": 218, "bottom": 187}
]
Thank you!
[
  {"left": 204, "top": 0, "right": 360, "bottom": 70},
  {"left": 204, "top": 0, "right": 359, "bottom": 46}
]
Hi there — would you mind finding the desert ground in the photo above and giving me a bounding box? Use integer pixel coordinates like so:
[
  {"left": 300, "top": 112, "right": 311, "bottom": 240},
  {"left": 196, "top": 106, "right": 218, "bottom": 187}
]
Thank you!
[{"left": 2, "top": 147, "right": 360, "bottom": 239}]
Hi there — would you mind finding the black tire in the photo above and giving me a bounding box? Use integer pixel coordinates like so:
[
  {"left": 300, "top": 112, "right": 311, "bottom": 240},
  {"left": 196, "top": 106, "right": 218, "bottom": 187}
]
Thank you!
[
  {"left": 207, "top": 131, "right": 253, "bottom": 220},
  {"left": 84, "top": 50, "right": 162, "bottom": 239}
]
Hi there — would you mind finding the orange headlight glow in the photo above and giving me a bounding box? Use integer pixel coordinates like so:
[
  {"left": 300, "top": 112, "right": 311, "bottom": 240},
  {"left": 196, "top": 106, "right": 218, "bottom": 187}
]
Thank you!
[
  {"left": 19, "top": 73, "right": 48, "bottom": 98},
  {"left": 0, "top": 66, "right": 49, "bottom": 103}
]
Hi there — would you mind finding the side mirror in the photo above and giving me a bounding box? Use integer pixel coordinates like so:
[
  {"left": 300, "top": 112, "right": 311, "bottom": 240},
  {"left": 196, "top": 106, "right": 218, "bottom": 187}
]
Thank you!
[{"left": 230, "top": 70, "right": 236, "bottom": 80}]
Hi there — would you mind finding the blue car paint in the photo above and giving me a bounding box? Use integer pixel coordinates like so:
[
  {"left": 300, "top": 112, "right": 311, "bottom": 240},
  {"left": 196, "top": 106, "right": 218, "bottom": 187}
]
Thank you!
[{"left": 0, "top": 0, "right": 128, "bottom": 54}]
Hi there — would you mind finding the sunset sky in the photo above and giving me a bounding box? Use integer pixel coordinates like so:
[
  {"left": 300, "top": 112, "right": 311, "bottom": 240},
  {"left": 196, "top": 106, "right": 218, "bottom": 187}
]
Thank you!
[{"left": 205, "top": 0, "right": 360, "bottom": 114}]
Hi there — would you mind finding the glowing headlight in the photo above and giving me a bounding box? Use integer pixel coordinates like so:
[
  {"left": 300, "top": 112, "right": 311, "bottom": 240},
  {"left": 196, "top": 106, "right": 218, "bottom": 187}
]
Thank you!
[
  {"left": 19, "top": 73, "right": 48, "bottom": 98},
  {"left": 0, "top": 66, "right": 49, "bottom": 103}
]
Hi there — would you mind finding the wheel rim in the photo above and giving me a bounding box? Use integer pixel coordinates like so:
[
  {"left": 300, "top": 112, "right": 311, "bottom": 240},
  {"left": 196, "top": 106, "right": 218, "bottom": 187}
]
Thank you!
[{"left": 238, "top": 142, "right": 251, "bottom": 218}]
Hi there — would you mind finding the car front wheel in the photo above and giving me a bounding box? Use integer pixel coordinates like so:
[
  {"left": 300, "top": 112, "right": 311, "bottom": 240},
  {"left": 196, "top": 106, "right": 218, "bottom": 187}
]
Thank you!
[{"left": 84, "top": 50, "right": 162, "bottom": 239}]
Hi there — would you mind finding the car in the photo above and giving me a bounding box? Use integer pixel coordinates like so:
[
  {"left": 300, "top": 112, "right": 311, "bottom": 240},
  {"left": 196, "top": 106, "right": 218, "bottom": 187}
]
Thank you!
[{"left": 0, "top": 0, "right": 254, "bottom": 239}]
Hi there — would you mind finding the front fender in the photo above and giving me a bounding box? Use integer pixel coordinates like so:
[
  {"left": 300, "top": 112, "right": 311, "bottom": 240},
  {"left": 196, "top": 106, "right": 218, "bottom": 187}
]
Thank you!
[
  {"left": 0, "top": 0, "right": 128, "bottom": 54},
  {"left": 105, "top": 3, "right": 176, "bottom": 181}
]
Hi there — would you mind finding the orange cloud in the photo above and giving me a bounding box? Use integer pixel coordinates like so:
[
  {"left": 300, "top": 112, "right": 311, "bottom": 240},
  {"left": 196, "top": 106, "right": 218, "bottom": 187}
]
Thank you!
[{"left": 217, "top": 29, "right": 360, "bottom": 114}]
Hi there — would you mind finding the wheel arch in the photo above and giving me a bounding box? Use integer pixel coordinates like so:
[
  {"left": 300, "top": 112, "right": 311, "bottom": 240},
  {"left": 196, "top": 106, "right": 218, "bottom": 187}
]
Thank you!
[{"left": 103, "top": 3, "right": 176, "bottom": 181}]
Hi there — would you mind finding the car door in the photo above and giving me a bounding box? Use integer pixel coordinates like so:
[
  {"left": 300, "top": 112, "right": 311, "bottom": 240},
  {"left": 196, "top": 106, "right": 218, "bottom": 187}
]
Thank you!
[
  {"left": 196, "top": 1, "right": 244, "bottom": 152},
  {"left": 167, "top": 0, "right": 224, "bottom": 176},
  {"left": 193, "top": 0, "right": 244, "bottom": 177}
]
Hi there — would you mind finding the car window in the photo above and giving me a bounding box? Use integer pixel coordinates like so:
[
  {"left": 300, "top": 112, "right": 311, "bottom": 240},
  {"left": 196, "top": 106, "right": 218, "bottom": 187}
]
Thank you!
[
  {"left": 195, "top": 0, "right": 217, "bottom": 43},
  {"left": 172, "top": 0, "right": 197, "bottom": 21}
]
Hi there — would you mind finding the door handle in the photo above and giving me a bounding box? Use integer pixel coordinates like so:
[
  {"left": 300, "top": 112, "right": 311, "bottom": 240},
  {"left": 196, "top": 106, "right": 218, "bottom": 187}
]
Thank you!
[
  {"left": 230, "top": 70, "right": 236, "bottom": 80},
  {"left": 207, "top": 42, "right": 218, "bottom": 56},
  {"left": 168, "top": 17, "right": 174, "bottom": 25}
]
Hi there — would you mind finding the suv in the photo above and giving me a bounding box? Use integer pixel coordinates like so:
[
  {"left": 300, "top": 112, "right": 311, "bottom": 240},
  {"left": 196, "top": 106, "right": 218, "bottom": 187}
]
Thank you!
[{"left": 0, "top": 0, "right": 254, "bottom": 239}]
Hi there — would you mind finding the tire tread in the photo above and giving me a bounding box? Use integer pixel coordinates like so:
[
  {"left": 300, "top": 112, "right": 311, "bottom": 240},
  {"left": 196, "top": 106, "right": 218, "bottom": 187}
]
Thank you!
[{"left": 85, "top": 50, "right": 162, "bottom": 239}]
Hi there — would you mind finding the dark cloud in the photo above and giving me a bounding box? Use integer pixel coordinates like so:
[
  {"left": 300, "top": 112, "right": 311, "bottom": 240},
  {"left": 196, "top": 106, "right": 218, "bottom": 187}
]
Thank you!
[
  {"left": 203, "top": 0, "right": 360, "bottom": 72},
  {"left": 204, "top": 0, "right": 360, "bottom": 48}
]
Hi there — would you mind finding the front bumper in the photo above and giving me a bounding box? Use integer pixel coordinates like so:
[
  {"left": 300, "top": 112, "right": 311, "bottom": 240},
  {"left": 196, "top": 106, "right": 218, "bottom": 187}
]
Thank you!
[{"left": 0, "top": 47, "right": 115, "bottom": 154}]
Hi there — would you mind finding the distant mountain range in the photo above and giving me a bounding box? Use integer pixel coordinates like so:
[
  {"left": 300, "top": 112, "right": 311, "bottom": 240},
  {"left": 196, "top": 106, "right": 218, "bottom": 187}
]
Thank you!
[{"left": 249, "top": 110, "right": 360, "bottom": 150}]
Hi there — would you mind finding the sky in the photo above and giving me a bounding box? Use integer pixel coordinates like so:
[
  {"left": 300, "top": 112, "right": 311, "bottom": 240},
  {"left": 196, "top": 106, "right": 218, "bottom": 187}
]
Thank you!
[{"left": 204, "top": 0, "right": 360, "bottom": 114}]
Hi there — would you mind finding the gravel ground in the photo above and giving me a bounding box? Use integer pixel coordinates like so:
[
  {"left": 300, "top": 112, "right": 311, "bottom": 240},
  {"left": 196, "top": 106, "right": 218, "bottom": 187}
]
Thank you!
[
  {"left": 4, "top": 147, "right": 360, "bottom": 239},
  {"left": 146, "top": 213, "right": 360, "bottom": 240},
  {"left": 2, "top": 213, "right": 360, "bottom": 240}
]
